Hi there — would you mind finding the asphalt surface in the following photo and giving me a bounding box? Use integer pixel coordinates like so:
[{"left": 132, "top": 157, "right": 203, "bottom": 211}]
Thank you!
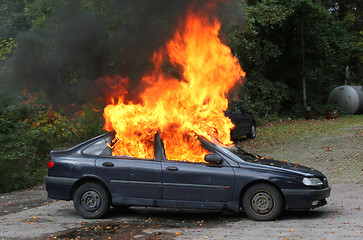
[{"left": 0, "top": 118, "right": 362, "bottom": 239}]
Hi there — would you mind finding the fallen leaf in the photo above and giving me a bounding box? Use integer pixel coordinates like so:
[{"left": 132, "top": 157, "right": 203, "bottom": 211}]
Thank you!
[{"left": 355, "top": 206, "right": 360, "bottom": 210}]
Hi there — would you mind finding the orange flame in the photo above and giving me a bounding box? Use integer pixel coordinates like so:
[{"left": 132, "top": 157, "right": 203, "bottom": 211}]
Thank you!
[{"left": 103, "top": 6, "right": 245, "bottom": 162}]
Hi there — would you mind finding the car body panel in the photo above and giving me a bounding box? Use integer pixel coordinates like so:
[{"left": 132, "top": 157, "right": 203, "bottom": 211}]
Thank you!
[
  {"left": 282, "top": 187, "right": 331, "bottom": 209},
  {"left": 161, "top": 160, "right": 235, "bottom": 202},
  {"left": 95, "top": 157, "right": 162, "bottom": 200},
  {"left": 45, "top": 176, "right": 77, "bottom": 200}
]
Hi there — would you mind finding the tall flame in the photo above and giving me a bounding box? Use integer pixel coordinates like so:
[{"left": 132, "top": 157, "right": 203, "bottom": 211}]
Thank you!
[{"left": 103, "top": 6, "right": 245, "bottom": 162}]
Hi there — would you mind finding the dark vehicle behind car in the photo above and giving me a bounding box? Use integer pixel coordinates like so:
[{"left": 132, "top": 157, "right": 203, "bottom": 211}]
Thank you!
[
  {"left": 226, "top": 110, "right": 256, "bottom": 140},
  {"left": 46, "top": 132, "right": 330, "bottom": 221}
]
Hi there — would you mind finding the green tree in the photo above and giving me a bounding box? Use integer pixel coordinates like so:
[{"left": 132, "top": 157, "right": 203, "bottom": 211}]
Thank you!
[
  {"left": 324, "top": 0, "right": 363, "bottom": 85},
  {"left": 0, "top": 0, "right": 32, "bottom": 38},
  {"left": 229, "top": 0, "right": 362, "bottom": 118}
]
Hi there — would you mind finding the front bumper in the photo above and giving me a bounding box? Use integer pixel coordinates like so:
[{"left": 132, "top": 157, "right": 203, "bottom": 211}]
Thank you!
[
  {"left": 282, "top": 186, "right": 331, "bottom": 210},
  {"left": 45, "top": 176, "right": 78, "bottom": 201}
]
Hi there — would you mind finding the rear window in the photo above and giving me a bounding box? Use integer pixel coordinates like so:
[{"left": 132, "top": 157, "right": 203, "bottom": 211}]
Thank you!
[{"left": 82, "top": 136, "right": 112, "bottom": 156}]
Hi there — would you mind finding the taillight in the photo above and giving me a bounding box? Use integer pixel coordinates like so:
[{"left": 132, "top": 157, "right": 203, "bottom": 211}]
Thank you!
[{"left": 48, "top": 161, "right": 55, "bottom": 168}]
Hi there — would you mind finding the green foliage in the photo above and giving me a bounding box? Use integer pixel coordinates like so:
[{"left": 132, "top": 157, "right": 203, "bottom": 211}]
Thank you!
[
  {"left": 238, "top": 73, "right": 289, "bottom": 121},
  {"left": 229, "top": 0, "right": 362, "bottom": 120},
  {"left": 23, "top": 0, "right": 60, "bottom": 29},
  {"left": 0, "top": 90, "right": 104, "bottom": 193},
  {"left": 0, "top": 38, "right": 17, "bottom": 63},
  {"left": 0, "top": 0, "right": 32, "bottom": 38}
]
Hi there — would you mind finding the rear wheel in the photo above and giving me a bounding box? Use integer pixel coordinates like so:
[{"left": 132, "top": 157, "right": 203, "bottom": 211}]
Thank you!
[
  {"left": 242, "top": 183, "right": 283, "bottom": 221},
  {"left": 73, "top": 182, "right": 110, "bottom": 219},
  {"left": 247, "top": 124, "right": 256, "bottom": 139}
]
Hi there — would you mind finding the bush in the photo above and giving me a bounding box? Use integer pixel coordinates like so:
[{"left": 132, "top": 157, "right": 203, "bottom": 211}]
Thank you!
[
  {"left": 237, "top": 74, "right": 290, "bottom": 122},
  {"left": 0, "top": 90, "right": 104, "bottom": 193}
]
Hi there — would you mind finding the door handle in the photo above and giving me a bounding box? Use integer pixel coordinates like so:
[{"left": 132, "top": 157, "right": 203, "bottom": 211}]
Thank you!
[
  {"left": 102, "top": 162, "right": 114, "bottom": 167},
  {"left": 166, "top": 166, "right": 178, "bottom": 171}
]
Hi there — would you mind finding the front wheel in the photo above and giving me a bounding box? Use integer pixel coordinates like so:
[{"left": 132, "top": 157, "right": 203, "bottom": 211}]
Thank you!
[
  {"left": 73, "top": 182, "right": 110, "bottom": 219},
  {"left": 242, "top": 183, "right": 283, "bottom": 221}
]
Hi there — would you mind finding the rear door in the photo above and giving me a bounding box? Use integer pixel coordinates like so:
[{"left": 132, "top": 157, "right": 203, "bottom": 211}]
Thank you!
[
  {"left": 95, "top": 157, "right": 162, "bottom": 199},
  {"left": 82, "top": 135, "right": 163, "bottom": 200}
]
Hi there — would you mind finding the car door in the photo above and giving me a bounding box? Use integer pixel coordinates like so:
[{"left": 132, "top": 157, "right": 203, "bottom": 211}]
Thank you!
[
  {"left": 161, "top": 159, "right": 235, "bottom": 202},
  {"left": 95, "top": 156, "right": 162, "bottom": 199}
]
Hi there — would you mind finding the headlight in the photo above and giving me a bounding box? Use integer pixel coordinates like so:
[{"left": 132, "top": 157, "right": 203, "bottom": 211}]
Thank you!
[{"left": 303, "top": 177, "right": 323, "bottom": 186}]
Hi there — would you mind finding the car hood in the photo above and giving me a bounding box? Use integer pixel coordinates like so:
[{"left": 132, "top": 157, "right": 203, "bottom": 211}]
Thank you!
[{"left": 239, "top": 156, "right": 324, "bottom": 177}]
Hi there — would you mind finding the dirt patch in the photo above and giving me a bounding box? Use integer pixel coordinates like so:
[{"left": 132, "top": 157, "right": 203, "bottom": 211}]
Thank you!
[
  {"left": 0, "top": 184, "right": 55, "bottom": 217},
  {"left": 45, "top": 208, "right": 240, "bottom": 240},
  {"left": 46, "top": 220, "right": 172, "bottom": 240}
]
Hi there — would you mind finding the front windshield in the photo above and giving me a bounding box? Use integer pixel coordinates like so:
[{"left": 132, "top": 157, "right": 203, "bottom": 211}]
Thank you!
[
  {"left": 199, "top": 137, "right": 249, "bottom": 163},
  {"left": 222, "top": 145, "right": 259, "bottom": 162}
]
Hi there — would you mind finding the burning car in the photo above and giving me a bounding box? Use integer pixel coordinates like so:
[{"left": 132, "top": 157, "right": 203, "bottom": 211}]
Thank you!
[
  {"left": 45, "top": 132, "right": 330, "bottom": 221},
  {"left": 46, "top": 3, "right": 330, "bottom": 221}
]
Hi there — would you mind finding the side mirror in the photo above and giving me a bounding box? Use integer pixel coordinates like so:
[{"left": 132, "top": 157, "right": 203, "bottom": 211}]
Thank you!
[{"left": 204, "top": 154, "right": 223, "bottom": 164}]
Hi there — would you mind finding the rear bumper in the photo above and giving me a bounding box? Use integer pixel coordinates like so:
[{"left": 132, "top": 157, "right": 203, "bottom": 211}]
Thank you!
[
  {"left": 45, "top": 176, "right": 78, "bottom": 201},
  {"left": 282, "top": 186, "right": 331, "bottom": 210}
]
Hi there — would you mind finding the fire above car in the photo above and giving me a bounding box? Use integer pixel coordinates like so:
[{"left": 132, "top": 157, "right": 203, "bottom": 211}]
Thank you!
[
  {"left": 100, "top": 3, "right": 246, "bottom": 163},
  {"left": 45, "top": 132, "right": 331, "bottom": 221}
]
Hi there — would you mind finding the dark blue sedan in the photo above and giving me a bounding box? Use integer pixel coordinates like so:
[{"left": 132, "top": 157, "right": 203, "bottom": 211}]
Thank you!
[{"left": 45, "top": 132, "right": 330, "bottom": 221}]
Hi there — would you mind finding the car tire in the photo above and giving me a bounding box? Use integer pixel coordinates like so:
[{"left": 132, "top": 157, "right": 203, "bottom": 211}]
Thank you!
[
  {"left": 73, "top": 182, "right": 110, "bottom": 219},
  {"left": 247, "top": 124, "right": 256, "bottom": 139},
  {"left": 242, "top": 183, "right": 283, "bottom": 221}
]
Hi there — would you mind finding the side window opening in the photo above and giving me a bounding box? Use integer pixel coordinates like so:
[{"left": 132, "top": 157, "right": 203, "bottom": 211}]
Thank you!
[{"left": 154, "top": 132, "right": 167, "bottom": 160}]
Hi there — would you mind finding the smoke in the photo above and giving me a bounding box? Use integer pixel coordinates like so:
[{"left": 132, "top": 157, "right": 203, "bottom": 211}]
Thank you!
[{"left": 6, "top": 0, "right": 244, "bottom": 111}]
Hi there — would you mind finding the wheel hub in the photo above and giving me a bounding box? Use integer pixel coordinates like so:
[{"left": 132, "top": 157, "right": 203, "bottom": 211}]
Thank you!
[
  {"left": 81, "top": 190, "right": 101, "bottom": 212},
  {"left": 251, "top": 192, "right": 273, "bottom": 214}
]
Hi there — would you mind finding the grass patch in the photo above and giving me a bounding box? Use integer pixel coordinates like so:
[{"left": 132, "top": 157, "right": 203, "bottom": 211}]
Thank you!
[
  {"left": 254, "top": 115, "right": 363, "bottom": 140},
  {"left": 238, "top": 115, "right": 363, "bottom": 156}
]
